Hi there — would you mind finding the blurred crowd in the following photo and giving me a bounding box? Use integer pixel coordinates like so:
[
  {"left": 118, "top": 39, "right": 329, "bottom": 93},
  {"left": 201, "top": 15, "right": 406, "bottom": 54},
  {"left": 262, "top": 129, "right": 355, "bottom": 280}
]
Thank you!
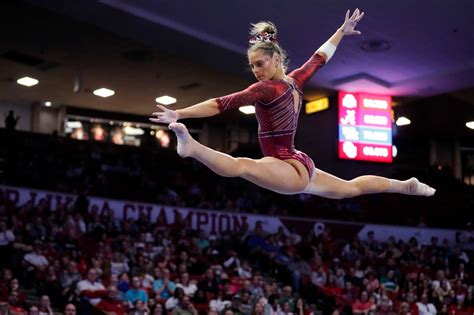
[{"left": 0, "top": 189, "right": 473, "bottom": 315}]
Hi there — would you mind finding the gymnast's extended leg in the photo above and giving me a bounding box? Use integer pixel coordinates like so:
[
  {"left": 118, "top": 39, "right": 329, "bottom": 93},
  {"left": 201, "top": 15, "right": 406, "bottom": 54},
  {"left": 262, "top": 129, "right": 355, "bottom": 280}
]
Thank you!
[{"left": 303, "top": 168, "right": 435, "bottom": 199}]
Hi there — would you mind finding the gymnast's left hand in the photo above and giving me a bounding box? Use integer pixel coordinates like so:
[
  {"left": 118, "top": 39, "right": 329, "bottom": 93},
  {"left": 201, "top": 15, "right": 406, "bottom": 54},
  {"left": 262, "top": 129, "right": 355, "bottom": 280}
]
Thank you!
[
  {"left": 340, "top": 8, "right": 365, "bottom": 36},
  {"left": 150, "top": 105, "right": 179, "bottom": 124}
]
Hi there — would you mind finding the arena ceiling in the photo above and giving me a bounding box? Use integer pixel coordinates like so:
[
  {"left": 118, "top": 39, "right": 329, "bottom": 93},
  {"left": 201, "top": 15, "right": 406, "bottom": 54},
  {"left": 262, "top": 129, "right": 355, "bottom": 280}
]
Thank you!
[{"left": 1, "top": 0, "right": 473, "bottom": 117}]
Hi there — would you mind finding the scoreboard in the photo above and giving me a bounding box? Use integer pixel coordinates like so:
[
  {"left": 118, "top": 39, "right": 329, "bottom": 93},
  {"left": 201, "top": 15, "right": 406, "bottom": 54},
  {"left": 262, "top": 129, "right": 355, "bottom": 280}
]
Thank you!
[{"left": 338, "top": 92, "right": 393, "bottom": 163}]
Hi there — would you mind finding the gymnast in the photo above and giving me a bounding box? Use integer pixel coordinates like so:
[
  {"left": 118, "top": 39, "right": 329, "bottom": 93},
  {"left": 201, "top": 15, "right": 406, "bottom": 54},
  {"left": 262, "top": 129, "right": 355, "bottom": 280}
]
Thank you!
[{"left": 150, "top": 9, "right": 435, "bottom": 199}]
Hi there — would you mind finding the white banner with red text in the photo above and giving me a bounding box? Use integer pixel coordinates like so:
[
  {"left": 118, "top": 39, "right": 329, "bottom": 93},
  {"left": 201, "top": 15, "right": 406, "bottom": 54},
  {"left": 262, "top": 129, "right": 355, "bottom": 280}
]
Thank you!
[{"left": 0, "top": 185, "right": 462, "bottom": 245}]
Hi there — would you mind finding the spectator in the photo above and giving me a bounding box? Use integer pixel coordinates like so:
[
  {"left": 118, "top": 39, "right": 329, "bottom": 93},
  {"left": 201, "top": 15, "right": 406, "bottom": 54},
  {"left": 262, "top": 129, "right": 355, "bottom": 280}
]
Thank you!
[
  {"left": 237, "top": 261, "right": 253, "bottom": 280},
  {"left": 59, "top": 261, "right": 82, "bottom": 304},
  {"left": 28, "top": 305, "right": 40, "bottom": 315},
  {"left": 95, "top": 285, "right": 127, "bottom": 315},
  {"left": 415, "top": 293, "right": 436, "bottom": 315},
  {"left": 397, "top": 302, "right": 411, "bottom": 315},
  {"left": 251, "top": 303, "right": 264, "bottom": 315},
  {"left": 38, "top": 295, "right": 54, "bottom": 315},
  {"left": 198, "top": 269, "right": 219, "bottom": 297},
  {"left": 5, "top": 110, "right": 20, "bottom": 131},
  {"left": 294, "top": 298, "right": 312, "bottom": 315},
  {"left": 0, "top": 302, "right": 12, "bottom": 315},
  {"left": 172, "top": 296, "right": 197, "bottom": 315},
  {"left": 23, "top": 241, "right": 49, "bottom": 285},
  {"left": 75, "top": 269, "right": 106, "bottom": 308},
  {"left": 287, "top": 255, "right": 311, "bottom": 292},
  {"left": 277, "top": 301, "right": 293, "bottom": 315},
  {"left": 6, "top": 279, "right": 26, "bottom": 307},
  {"left": 41, "top": 266, "right": 61, "bottom": 306},
  {"left": 129, "top": 299, "right": 151, "bottom": 315},
  {"left": 154, "top": 268, "right": 176, "bottom": 301},
  {"left": 376, "top": 294, "right": 396, "bottom": 315},
  {"left": 125, "top": 276, "right": 148, "bottom": 305},
  {"left": 0, "top": 221, "right": 15, "bottom": 268},
  {"left": 118, "top": 272, "right": 131, "bottom": 294},
  {"left": 154, "top": 303, "right": 165, "bottom": 315},
  {"left": 248, "top": 276, "right": 264, "bottom": 301},
  {"left": 223, "top": 295, "right": 244, "bottom": 315},
  {"left": 352, "top": 291, "right": 376, "bottom": 314},
  {"left": 279, "top": 286, "right": 295, "bottom": 310},
  {"left": 111, "top": 252, "right": 130, "bottom": 277},
  {"left": 209, "top": 307, "right": 220, "bottom": 315},
  {"left": 165, "top": 287, "right": 185, "bottom": 311},
  {"left": 264, "top": 295, "right": 280, "bottom": 315},
  {"left": 176, "top": 273, "right": 197, "bottom": 298},
  {"left": 209, "top": 290, "right": 231, "bottom": 312},
  {"left": 7, "top": 290, "right": 26, "bottom": 314},
  {"left": 311, "top": 266, "right": 327, "bottom": 288},
  {"left": 26, "top": 217, "right": 47, "bottom": 243},
  {"left": 64, "top": 304, "right": 77, "bottom": 315},
  {"left": 380, "top": 270, "right": 398, "bottom": 293},
  {"left": 240, "top": 292, "right": 253, "bottom": 315}
]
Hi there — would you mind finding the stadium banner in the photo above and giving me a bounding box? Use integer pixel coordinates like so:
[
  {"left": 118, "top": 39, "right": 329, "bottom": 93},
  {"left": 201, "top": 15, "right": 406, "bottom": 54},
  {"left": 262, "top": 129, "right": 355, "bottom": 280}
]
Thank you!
[{"left": 0, "top": 185, "right": 460, "bottom": 244}]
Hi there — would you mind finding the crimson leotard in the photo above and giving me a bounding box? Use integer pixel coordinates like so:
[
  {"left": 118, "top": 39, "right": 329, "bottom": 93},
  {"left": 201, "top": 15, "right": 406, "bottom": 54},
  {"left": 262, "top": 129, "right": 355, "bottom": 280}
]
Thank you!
[{"left": 216, "top": 52, "right": 326, "bottom": 179}]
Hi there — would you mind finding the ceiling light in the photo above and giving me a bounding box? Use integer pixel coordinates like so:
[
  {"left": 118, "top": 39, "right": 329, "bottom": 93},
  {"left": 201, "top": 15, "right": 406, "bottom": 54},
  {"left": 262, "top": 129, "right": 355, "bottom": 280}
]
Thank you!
[
  {"left": 44, "top": 101, "right": 52, "bottom": 107},
  {"left": 155, "top": 95, "right": 177, "bottom": 105},
  {"left": 66, "top": 121, "right": 83, "bottom": 129},
  {"left": 124, "top": 126, "right": 145, "bottom": 136},
  {"left": 93, "top": 88, "right": 115, "bottom": 98},
  {"left": 239, "top": 105, "right": 255, "bottom": 115},
  {"left": 17, "top": 76, "right": 39, "bottom": 87},
  {"left": 466, "top": 121, "right": 474, "bottom": 130},
  {"left": 395, "top": 117, "right": 411, "bottom": 126}
]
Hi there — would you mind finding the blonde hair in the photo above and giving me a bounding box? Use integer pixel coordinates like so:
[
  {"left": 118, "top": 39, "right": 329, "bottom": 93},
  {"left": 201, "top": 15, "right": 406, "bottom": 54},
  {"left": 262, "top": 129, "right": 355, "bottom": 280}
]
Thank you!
[{"left": 248, "top": 21, "right": 289, "bottom": 72}]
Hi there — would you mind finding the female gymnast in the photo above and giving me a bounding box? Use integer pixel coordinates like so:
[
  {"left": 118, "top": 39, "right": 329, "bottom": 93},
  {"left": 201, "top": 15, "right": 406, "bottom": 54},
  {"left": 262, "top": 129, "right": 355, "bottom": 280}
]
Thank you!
[{"left": 150, "top": 9, "right": 435, "bottom": 199}]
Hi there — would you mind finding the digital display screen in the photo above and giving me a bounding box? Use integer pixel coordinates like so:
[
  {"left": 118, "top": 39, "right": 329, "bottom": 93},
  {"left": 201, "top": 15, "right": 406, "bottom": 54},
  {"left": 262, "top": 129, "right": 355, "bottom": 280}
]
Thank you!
[{"left": 338, "top": 92, "right": 393, "bottom": 163}]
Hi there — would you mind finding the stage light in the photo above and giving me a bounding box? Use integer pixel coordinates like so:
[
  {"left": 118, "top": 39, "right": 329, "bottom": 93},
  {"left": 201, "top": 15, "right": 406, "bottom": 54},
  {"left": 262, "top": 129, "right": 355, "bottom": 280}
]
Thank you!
[
  {"left": 395, "top": 117, "right": 411, "bottom": 126},
  {"left": 17, "top": 76, "right": 38, "bottom": 87},
  {"left": 93, "top": 88, "right": 115, "bottom": 98},
  {"left": 155, "top": 95, "right": 177, "bottom": 105}
]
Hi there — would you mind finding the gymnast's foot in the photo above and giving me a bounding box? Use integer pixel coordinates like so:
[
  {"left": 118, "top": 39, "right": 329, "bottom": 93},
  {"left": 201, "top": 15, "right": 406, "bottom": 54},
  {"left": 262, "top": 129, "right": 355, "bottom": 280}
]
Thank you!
[
  {"left": 392, "top": 177, "right": 436, "bottom": 196},
  {"left": 169, "top": 122, "right": 196, "bottom": 158}
]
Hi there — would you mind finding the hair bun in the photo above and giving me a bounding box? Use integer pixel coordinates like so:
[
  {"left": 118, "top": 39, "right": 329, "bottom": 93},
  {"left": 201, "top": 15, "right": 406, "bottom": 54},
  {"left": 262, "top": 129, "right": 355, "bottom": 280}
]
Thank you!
[
  {"left": 249, "top": 21, "right": 278, "bottom": 44},
  {"left": 249, "top": 21, "right": 277, "bottom": 37}
]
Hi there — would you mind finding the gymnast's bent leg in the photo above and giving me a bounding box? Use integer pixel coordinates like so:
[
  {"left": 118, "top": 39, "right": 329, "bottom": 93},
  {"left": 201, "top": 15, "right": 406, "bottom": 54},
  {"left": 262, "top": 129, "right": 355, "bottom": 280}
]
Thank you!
[{"left": 169, "top": 123, "right": 309, "bottom": 195}]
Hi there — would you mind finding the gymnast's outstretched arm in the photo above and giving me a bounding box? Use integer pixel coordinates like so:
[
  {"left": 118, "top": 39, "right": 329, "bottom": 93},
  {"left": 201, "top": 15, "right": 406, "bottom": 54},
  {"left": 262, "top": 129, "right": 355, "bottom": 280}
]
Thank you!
[
  {"left": 319, "top": 8, "right": 365, "bottom": 61},
  {"left": 289, "top": 8, "right": 365, "bottom": 87},
  {"left": 150, "top": 99, "right": 219, "bottom": 124},
  {"left": 150, "top": 81, "right": 274, "bottom": 124}
]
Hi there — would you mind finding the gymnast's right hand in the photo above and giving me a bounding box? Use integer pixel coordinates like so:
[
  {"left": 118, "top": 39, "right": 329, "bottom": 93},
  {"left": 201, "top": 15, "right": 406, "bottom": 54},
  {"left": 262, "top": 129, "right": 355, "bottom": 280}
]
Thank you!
[{"left": 150, "top": 105, "right": 179, "bottom": 124}]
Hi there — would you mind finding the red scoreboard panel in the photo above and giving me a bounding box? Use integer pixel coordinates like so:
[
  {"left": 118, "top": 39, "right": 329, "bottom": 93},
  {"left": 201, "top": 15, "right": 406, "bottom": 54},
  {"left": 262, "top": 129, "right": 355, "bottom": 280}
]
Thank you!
[{"left": 338, "top": 92, "right": 393, "bottom": 163}]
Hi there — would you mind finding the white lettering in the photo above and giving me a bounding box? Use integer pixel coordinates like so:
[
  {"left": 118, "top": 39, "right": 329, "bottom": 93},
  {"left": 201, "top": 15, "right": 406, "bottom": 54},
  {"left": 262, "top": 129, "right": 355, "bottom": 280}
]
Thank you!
[
  {"left": 363, "top": 98, "right": 388, "bottom": 110},
  {"left": 363, "top": 130, "right": 388, "bottom": 141},
  {"left": 363, "top": 146, "right": 388, "bottom": 157},
  {"left": 363, "top": 114, "right": 388, "bottom": 126}
]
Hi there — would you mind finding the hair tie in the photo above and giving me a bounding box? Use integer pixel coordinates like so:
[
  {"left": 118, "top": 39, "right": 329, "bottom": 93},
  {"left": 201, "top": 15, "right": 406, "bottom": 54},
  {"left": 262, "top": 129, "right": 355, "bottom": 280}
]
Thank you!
[{"left": 249, "top": 32, "right": 276, "bottom": 44}]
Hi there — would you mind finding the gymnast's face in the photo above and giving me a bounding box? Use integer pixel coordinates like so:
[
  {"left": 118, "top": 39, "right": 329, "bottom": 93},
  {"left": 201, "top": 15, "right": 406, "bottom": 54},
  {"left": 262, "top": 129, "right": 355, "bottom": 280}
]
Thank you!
[{"left": 248, "top": 49, "right": 281, "bottom": 81}]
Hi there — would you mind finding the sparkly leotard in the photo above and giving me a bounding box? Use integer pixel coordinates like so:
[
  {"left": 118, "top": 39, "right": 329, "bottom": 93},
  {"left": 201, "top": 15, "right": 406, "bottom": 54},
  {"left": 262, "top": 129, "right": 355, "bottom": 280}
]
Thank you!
[{"left": 216, "top": 52, "right": 326, "bottom": 179}]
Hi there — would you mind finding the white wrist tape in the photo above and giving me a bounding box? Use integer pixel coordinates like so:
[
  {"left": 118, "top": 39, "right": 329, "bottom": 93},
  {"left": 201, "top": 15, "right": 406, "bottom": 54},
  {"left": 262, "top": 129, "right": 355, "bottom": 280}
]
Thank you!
[{"left": 317, "top": 41, "right": 337, "bottom": 62}]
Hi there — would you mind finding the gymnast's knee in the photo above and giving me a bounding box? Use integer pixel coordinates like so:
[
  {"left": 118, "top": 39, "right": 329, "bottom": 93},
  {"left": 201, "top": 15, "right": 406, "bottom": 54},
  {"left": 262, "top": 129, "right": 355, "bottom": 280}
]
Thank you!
[
  {"left": 346, "top": 179, "right": 363, "bottom": 197},
  {"left": 233, "top": 157, "right": 254, "bottom": 177}
]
